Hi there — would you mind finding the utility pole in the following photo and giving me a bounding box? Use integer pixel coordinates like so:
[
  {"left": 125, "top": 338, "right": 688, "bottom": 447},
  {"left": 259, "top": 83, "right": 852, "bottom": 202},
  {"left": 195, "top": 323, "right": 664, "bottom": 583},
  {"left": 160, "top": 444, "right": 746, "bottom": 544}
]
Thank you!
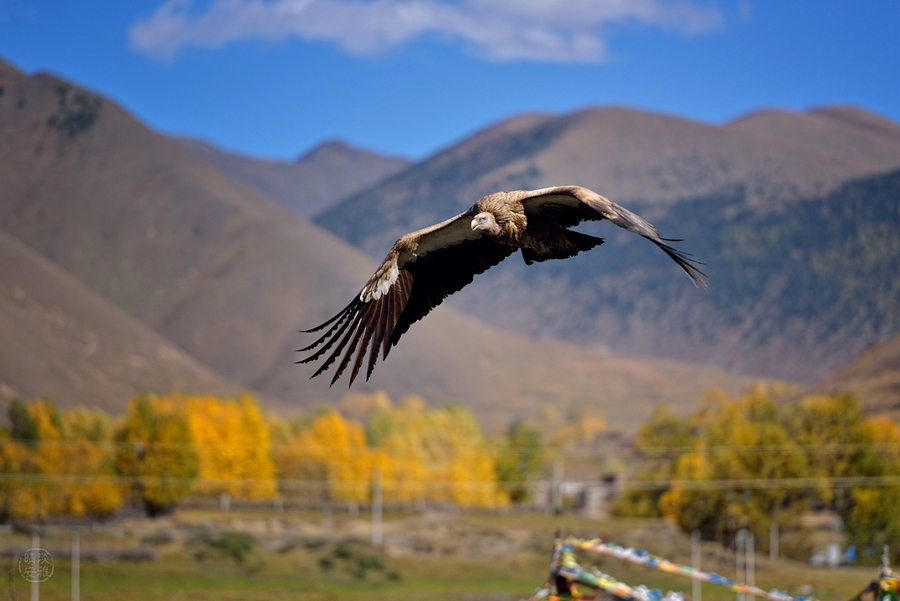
[
  {"left": 691, "top": 531, "right": 701, "bottom": 601},
  {"left": 31, "top": 531, "right": 39, "bottom": 601},
  {"left": 747, "top": 532, "right": 755, "bottom": 601},
  {"left": 72, "top": 531, "right": 80, "bottom": 601},
  {"left": 372, "top": 468, "right": 383, "bottom": 548},
  {"left": 769, "top": 522, "right": 778, "bottom": 561},
  {"left": 735, "top": 529, "right": 745, "bottom": 601},
  {"left": 551, "top": 458, "right": 563, "bottom": 514}
]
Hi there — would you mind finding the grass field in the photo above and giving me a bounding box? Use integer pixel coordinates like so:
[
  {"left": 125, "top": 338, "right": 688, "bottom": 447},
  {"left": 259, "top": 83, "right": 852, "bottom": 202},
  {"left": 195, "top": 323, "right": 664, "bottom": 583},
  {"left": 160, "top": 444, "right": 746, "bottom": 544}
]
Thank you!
[{"left": 0, "top": 507, "right": 879, "bottom": 601}]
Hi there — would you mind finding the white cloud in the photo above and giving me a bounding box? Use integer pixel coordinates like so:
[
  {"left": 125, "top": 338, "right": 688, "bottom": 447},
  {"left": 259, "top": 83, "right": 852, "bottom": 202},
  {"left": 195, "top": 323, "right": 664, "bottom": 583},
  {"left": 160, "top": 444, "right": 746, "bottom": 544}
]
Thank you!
[{"left": 129, "top": 0, "right": 723, "bottom": 62}]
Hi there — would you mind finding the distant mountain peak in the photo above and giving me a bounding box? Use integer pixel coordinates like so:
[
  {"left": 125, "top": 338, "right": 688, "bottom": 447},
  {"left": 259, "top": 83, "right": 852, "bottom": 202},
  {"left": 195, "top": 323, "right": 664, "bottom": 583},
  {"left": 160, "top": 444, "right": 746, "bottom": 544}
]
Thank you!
[
  {"left": 808, "top": 105, "right": 900, "bottom": 143},
  {"left": 726, "top": 105, "right": 900, "bottom": 137},
  {"left": 176, "top": 135, "right": 411, "bottom": 218},
  {"left": 296, "top": 138, "right": 410, "bottom": 166},
  {"left": 297, "top": 138, "right": 359, "bottom": 162}
]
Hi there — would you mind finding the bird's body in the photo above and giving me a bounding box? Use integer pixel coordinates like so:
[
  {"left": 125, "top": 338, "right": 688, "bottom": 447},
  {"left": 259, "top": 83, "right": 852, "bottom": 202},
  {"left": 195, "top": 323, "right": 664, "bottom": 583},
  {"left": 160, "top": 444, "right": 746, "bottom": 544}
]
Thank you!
[{"left": 299, "top": 186, "right": 706, "bottom": 386}]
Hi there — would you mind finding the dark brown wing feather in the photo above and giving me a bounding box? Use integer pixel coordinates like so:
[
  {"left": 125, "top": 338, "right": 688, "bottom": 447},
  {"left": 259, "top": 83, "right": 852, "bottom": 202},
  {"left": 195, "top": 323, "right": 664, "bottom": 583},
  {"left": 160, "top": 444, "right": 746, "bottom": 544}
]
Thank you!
[
  {"left": 390, "top": 235, "right": 516, "bottom": 345},
  {"left": 519, "top": 186, "right": 708, "bottom": 288},
  {"left": 297, "top": 232, "right": 514, "bottom": 387}
]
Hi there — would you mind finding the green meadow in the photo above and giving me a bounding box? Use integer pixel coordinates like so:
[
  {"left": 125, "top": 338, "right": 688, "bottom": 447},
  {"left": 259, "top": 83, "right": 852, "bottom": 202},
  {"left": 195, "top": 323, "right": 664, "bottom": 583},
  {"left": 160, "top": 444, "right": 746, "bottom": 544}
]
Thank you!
[{"left": 0, "top": 508, "right": 880, "bottom": 601}]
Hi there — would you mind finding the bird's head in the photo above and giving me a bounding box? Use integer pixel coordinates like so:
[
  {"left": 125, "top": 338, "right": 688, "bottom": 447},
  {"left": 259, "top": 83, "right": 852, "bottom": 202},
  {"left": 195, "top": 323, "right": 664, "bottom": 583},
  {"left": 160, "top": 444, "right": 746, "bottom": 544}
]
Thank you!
[{"left": 471, "top": 211, "right": 501, "bottom": 235}]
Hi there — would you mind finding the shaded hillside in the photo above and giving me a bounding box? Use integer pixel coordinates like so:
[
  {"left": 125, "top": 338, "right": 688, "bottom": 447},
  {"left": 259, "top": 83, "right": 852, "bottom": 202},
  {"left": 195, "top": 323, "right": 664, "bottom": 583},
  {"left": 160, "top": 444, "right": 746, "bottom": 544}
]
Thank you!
[
  {"left": 177, "top": 137, "right": 410, "bottom": 218},
  {"left": 817, "top": 331, "right": 900, "bottom": 417},
  {"left": 0, "top": 230, "right": 247, "bottom": 415},
  {"left": 450, "top": 170, "right": 900, "bottom": 383},
  {"left": 0, "top": 58, "right": 750, "bottom": 429},
  {"left": 317, "top": 105, "right": 900, "bottom": 258},
  {"left": 316, "top": 106, "right": 900, "bottom": 383}
]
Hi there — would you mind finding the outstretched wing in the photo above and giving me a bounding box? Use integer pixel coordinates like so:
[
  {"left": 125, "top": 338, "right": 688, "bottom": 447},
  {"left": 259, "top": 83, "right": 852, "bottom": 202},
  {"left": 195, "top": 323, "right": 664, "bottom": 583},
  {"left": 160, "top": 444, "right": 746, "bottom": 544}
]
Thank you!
[
  {"left": 297, "top": 209, "right": 515, "bottom": 386},
  {"left": 518, "top": 186, "right": 708, "bottom": 288}
]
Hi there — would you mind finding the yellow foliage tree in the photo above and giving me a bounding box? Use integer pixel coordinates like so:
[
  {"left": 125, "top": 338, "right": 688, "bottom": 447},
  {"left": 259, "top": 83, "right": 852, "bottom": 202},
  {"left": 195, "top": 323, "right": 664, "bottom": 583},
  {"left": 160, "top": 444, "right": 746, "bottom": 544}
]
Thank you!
[
  {"left": 183, "top": 394, "right": 276, "bottom": 500},
  {"left": 0, "top": 399, "right": 121, "bottom": 520},
  {"left": 367, "top": 398, "right": 505, "bottom": 507},
  {"left": 116, "top": 394, "right": 199, "bottom": 515},
  {"left": 629, "top": 386, "right": 900, "bottom": 556},
  {"left": 658, "top": 387, "right": 809, "bottom": 542},
  {"left": 59, "top": 408, "right": 121, "bottom": 517},
  {"left": 276, "top": 410, "right": 374, "bottom": 503},
  {"left": 273, "top": 394, "right": 504, "bottom": 508}
]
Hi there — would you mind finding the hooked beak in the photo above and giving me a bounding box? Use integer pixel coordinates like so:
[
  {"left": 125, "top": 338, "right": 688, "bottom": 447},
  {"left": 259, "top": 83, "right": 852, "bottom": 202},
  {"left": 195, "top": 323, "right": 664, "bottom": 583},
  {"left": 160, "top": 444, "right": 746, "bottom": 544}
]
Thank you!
[{"left": 470, "top": 218, "right": 479, "bottom": 231}]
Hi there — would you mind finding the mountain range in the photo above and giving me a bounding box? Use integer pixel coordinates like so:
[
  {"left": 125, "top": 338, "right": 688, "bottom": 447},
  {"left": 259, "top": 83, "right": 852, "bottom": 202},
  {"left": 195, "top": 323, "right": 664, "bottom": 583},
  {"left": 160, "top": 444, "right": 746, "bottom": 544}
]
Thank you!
[
  {"left": 176, "top": 137, "right": 410, "bottom": 218},
  {"left": 315, "top": 105, "right": 900, "bottom": 382},
  {"left": 2, "top": 55, "right": 898, "bottom": 431},
  {"left": 0, "top": 58, "right": 757, "bottom": 431}
]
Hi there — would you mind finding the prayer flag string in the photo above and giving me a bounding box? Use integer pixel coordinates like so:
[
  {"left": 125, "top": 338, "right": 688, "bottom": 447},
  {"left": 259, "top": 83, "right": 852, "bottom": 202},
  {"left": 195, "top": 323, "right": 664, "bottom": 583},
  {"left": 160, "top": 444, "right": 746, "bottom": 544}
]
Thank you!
[
  {"left": 567, "top": 537, "right": 815, "bottom": 601},
  {"left": 528, "top": 536, "right": 819, "bottom": 601}
]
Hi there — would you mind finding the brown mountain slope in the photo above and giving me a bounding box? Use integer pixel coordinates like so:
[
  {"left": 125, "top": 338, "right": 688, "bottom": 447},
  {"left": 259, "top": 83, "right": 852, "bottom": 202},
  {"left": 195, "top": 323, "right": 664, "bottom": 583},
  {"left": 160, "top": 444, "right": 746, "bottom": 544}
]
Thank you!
[
  {"left": 176, "top": 137, "right": 411, "bottom": 218},
  {"left": 0, "top": 58, "right": 405, "bottom": 402},
  {"left": 817, "top": 331, "right": 900, "bottom": 417},
  {"left": 0, "top": 58, "right": 750, "bottom": 429},
  {"left": 726, "top": 106, "right": 900, "bottom": 163},
  {"left": 0, "top": 230, "right": 248, "bottom": 415}
]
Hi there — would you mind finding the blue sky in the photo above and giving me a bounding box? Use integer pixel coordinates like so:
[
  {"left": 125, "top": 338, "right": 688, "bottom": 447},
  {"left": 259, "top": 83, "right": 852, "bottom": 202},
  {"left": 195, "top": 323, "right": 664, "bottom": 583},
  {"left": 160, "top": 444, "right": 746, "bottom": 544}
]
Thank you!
[{"left": 1, "top": 0, "right": 898, "bottom": 160}]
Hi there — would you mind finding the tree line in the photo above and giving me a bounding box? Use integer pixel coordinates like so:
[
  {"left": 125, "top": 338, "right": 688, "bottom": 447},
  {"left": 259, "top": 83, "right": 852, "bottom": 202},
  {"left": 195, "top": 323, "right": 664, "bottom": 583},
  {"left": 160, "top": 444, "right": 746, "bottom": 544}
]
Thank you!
[
  {"left": 616, "top": 385, "right": 900, "bottom": 561},
  {"left": 0, "top": 392, "right": 546, "bottom": 520},
  {"left": 6, "top": 382, "right": 896, "bottom": 562}
]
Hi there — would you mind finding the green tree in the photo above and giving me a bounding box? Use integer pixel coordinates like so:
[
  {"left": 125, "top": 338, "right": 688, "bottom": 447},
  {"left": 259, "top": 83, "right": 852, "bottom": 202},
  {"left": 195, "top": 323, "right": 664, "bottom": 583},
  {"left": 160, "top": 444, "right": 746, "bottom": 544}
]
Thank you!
[
  {"left": 628, "top": 387, "right": 900, "bottom": 560},
  {"left": 659, "top": 388, "right": 809, "bottom": 543},
  {"left": 495, "top": 420, "right": 544, "bottom": 503},
  {"left": 116, "top": 394, "right": 199, "bottom": 515},
  {"left": 614, "top": 403, "right": 693, "bottom": 517}
]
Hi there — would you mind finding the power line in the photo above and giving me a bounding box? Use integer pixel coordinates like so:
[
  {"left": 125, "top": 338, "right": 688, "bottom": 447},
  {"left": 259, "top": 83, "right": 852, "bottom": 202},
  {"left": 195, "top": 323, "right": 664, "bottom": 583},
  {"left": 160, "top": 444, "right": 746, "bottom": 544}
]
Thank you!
[
  {"left": 3, "top": 471, "right": 900, "bottom": 492},
  {"left": 623, "top": 474, "right": 900, "bottom": 491}
]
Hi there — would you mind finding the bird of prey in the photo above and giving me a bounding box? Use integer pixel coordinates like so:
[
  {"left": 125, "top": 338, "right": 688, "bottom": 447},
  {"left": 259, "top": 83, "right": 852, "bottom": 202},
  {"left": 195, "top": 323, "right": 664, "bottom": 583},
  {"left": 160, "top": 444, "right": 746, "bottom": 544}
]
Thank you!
[{"left": 298, "top": 185, "right": 706, "bottom": 386}]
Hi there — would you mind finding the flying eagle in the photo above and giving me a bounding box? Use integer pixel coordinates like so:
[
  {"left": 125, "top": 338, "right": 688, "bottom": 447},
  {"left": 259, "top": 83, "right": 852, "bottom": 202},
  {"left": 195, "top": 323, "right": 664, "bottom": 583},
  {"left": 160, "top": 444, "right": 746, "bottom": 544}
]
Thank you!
[{"left": 299, "top": 185, "right": 706, "bottom": 386}]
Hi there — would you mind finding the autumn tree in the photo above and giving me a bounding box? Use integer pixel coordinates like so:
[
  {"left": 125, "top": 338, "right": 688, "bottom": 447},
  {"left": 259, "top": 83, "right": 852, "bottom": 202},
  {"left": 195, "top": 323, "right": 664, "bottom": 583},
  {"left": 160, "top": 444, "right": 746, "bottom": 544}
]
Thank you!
[
  {"left": 183, "top": 394, "right": 276, "bottom": 500},
  {"left": 0, "top": 399, "right": 121, "bottom": 520},
  {"left": 658, "top": 387, "right": 809, "bottom": 544},
  {"left": 614, "top": 403, "right": 693, "bottom": 517},
  {"left": 58, "top": 407, "right": 122, "bottom": 517},
  {"left": 367, "top": 397, "right": 505, "bottom": 507},
  {"left": 783, "top": 395, "right": 900, "bottom": 555},
  {"left": 626, "top": 386, "right": 900, "bottom": 560},
  {"left": 276, "top": 409, "right": 374, "bottom": 503},
  {"left": 116, "top": 394, "right": 199, "bottom": 515},
  {"left": 495, "top": 420, "right": 544, "bottom": 503}
]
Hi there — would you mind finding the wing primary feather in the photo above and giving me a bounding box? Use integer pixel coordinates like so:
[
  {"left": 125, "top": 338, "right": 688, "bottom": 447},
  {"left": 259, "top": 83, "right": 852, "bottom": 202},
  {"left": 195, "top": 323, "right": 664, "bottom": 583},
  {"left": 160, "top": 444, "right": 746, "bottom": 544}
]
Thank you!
[
  {"left": 593, "top": 200, "right": 708, "bottom": 289},
  {"left": 299, "top": 298, "right": 357, "bottom": 333},
  {"left": 644, "top": 236, "right": 708, "bottom": 289},
  {"left": 367, "top": 296, "right": 390, "bottom": 381},
  {"left": 310, "top": 311, "right": 363, "bottom": 379},
  {"left": 330, "top": 317, "right": 368, "bottom": 386},
  {"left": 382, "top": 284, "right": 401, "bottom": 360},
  {"left": 348, "top": 299, "right": 382, "bottom": 385},
  {"left": 383, "top": 271, "right": 412, "bottom": 360},
  {"left": 296, "top": 301, "right": 358, "bottom": 354},
  {"left": 348, "top": 320, "right": 373, "bottom": 386}
]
